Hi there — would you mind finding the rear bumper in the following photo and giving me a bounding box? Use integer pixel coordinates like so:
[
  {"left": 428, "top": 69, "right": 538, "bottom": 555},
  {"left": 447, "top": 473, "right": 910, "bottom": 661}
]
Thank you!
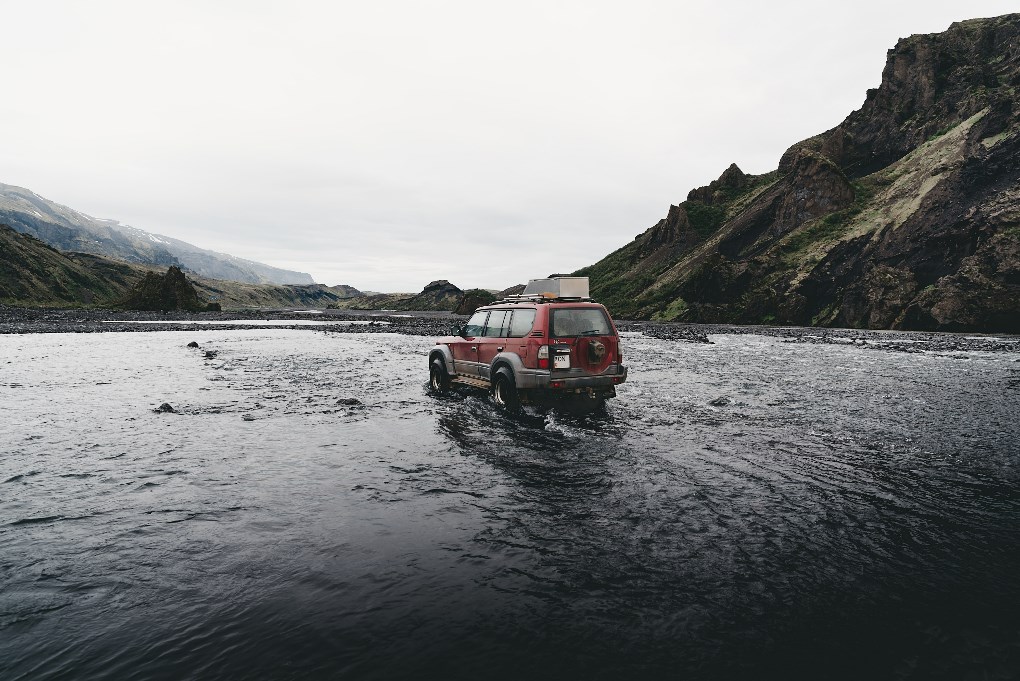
[{"left": 516, "top": 364, "right": 627, "bottom": 391}]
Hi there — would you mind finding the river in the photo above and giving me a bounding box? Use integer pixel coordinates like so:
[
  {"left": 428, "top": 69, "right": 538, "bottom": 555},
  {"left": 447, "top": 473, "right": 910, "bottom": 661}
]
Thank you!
[{"left": 1, "top": 329, "right": 1018, "bottom": 680}]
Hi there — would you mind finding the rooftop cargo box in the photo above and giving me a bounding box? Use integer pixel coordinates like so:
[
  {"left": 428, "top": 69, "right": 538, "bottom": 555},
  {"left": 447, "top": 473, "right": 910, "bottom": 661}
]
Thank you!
[{"left": 522, "top": 277, "right": 590, "bottom": 299}]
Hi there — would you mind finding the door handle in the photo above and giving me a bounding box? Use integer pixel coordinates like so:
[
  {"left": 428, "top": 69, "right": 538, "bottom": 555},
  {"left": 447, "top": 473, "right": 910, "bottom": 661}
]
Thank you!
[
  {"left": 471, "top": 347, "right": 477, "bottom": 352},
  {"left": 497, "top": 346, "right": 503, "bottom": 352}
]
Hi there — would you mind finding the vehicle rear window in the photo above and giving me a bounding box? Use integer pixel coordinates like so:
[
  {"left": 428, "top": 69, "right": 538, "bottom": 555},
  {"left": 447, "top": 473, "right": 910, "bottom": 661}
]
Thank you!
[
  {"left": 508, "top": 309, "right": 536, "bottom": 337},
  {"left": 483, "top": 310, "right": 510, "bottom": 337},
  {"left": 550, "top": 308, "right": 613, "bottom": 338}
]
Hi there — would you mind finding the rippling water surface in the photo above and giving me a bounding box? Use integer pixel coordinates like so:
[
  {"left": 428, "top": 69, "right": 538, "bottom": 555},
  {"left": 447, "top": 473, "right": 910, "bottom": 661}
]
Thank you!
[{"left": 2, "top": 330, "right": 1018, "bottom": 680}]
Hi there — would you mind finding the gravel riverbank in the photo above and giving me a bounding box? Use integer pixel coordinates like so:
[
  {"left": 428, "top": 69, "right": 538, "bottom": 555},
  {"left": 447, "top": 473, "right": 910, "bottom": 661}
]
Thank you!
[{"left": 2, "top": 305, "right": 1017, "bottom": 354}]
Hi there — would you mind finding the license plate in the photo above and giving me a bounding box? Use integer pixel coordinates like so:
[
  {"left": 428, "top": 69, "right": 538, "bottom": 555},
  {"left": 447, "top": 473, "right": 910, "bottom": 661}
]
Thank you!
[{"left": 554, "top": 354, "right": 570, "bottom": 369}]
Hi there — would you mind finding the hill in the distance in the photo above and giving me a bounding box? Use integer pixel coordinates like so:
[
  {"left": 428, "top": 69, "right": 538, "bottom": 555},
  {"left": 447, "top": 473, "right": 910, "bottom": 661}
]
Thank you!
[
  {"left": 577, "top": 14, "right": 1020, "bottom": 332},
  {"left": 0, "top": 224, "right": 361, "bottom": 310},
  {"left": 0, "top": 182, "right": 315, "bottom": 286}
]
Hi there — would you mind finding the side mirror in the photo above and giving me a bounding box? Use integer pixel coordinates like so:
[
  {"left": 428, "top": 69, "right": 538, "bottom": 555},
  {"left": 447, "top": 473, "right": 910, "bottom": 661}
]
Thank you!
[{"left": 453, "top": 324, "right": 466, "bottom": 337}]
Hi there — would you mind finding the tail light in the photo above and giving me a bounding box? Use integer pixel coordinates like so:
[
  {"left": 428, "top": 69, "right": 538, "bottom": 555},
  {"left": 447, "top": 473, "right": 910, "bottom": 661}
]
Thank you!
[{"left": 538, "top": 345, "right": 549, "bottom": 369}]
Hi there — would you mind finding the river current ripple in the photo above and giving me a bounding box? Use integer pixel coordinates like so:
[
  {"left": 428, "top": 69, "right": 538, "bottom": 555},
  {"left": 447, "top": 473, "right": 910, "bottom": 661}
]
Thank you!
[{"left": 1, "top": 330, "right": 1018, "bottom": 680}]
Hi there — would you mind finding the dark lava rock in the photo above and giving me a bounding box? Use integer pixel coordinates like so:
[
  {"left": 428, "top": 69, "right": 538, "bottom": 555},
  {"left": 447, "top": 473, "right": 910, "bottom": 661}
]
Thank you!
[
  {"left": 154, "top": 403, "right": 176, "bottom": 413},
  {"left": 119, "top": 266, "right": 211, "bottom": 313},
  {"left": 336, "top": 398, "right": 362, "bottom": 406},
  {"left": 622, "top": 323, "right": 712, "bottom": 344},
  {"left": 187, "top": 341, "right": 199, "bottom": 348},
  {"left": 204, "top": 350, "right": 218, "bottom": 359},
  {"left": 455, "top": 289, "right": 498, "bottom": 314}
]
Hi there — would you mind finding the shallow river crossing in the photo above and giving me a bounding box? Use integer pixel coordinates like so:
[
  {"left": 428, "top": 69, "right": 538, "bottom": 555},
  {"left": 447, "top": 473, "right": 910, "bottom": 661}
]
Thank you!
[{"left": 1, "top": 330, "right": 1018, "bottom": 680}]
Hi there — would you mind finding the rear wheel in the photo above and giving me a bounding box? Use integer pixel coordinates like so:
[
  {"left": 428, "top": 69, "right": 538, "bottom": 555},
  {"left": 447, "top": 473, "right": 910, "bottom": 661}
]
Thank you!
[
  {"left": 492, "top": 370, "right": 520, "bottom": 413},
  {"left": 429, "top": 358, "right": 450, "bottom": 393}
]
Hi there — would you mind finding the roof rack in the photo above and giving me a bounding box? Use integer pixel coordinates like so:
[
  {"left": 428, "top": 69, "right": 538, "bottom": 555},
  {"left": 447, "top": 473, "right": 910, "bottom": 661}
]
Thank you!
[{"left": 498, "top": 293, "right": 593, "bottom": 304}]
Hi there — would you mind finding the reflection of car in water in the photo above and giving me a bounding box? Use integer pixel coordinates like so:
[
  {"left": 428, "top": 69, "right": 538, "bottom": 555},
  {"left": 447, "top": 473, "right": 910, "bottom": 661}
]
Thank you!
[{"left": 428, "top": 277, "right": 627, "bottom": 412}]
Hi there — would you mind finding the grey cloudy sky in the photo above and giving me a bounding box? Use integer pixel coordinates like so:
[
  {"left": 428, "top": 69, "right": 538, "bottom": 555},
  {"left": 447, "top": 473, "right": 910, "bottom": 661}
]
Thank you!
[{"left": 3, "top": 1, "right": 1017, "bottom": 292}]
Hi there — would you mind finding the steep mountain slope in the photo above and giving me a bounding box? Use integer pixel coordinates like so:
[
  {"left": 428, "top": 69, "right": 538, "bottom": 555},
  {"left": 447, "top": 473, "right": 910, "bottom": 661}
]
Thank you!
[
  {"left": 0, "top": 224, "right": 145, "bottom": 306},
  {"left": 0, "top": 183, "right": 315, "bottom": 285},
  {"left": 577, "top": 14, "right": 1020, "bottom": 332}
]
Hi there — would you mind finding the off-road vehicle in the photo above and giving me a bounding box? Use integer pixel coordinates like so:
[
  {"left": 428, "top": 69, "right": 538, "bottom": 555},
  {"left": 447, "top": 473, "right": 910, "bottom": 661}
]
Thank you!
[{"left": 428, "top": 277, "right": 627, "bottom": 411}]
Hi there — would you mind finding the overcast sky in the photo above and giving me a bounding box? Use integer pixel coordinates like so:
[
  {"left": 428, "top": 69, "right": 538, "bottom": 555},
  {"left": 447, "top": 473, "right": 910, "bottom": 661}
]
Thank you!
[{"left": 3, "top": 1, "right": 1017, "bottom": 292}]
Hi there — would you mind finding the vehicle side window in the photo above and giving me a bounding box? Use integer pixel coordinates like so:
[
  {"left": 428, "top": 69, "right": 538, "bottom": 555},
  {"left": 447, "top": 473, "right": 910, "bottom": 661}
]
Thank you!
[
  {"left": 483, "top": 310, "right": 509, "bottom": 337},
  {"left": 508, "top": 309, "right": 536, "bottom": 337},
  {"left": 463, "top": 311, "right": 488, "bottom": 337}
]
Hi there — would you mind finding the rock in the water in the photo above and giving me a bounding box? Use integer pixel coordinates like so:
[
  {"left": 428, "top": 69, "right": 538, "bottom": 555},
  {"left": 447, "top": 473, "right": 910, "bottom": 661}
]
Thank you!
[
  {"left": 336, "top": 398, "right": 362, "bottom": 406},
  {"left": 154, "top": 402, "right": 176, "bottom": 413},
  {"left": 187, "top": 341, "right": 199, "bottom": 348}
]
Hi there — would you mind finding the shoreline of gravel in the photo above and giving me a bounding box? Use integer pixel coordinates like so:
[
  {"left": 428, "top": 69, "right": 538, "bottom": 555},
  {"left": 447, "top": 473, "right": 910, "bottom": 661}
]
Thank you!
[{"left": 1, "top": 306, "right": 1018, "bottom": 355}]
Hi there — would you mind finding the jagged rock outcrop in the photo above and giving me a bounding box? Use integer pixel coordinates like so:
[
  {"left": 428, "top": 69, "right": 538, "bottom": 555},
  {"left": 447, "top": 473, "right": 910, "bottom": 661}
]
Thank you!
[
  {"left": 402, "top": 280, "right": 463, "bottom": 311},
  {"left": 119, "top": 266, "right": 212, "bottom": 312},
  {"left": 687, "top": 163, "right": 750, "bottom": 204},
  {"left": 577, "top": 13, "right": 1020, "bottom": 331}
]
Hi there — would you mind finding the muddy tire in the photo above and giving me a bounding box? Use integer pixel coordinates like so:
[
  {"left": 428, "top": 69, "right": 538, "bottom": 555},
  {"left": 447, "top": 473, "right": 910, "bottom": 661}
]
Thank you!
[
  {"left": 429, "top": 358, "right": 450, "bottom": 393},
  {"left": 492, "top": 369, "right": 521, "bottom": 413}
]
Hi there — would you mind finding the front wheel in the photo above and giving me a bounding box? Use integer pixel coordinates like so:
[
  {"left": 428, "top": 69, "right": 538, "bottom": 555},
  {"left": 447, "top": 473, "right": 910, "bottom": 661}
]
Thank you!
[
  {"left": 492, "top": 371, "right": 521, "bottom": 413},
  {"left": 429, "top": 359, "right": 451, "bottom": 393}
]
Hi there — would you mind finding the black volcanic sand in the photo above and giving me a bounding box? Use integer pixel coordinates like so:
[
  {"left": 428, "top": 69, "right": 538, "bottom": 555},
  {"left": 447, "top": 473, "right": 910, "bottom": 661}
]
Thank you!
[{"left": 1, "top": 305, "right": 1018, "bottom": 355}]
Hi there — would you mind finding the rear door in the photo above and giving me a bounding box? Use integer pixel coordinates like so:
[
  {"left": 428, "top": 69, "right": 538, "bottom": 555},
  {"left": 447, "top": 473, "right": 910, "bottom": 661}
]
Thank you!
[{"left": 548, "top": 306, "right": 619, "bottom": 376}]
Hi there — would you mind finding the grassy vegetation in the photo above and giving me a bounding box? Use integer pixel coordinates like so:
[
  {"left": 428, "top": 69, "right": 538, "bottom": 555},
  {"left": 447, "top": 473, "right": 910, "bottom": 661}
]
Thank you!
[
  {"left": 778, "top": 179, "right": 879, "bottom": 257},
  {"left": 0, "top": 225, "right": 139, "bottom": 306},
  {"left": 650, "top": 296, "right": 689, "bottom": 321},
  {"left": 685, "top": 202, "right": 727, "bottom": 239}
]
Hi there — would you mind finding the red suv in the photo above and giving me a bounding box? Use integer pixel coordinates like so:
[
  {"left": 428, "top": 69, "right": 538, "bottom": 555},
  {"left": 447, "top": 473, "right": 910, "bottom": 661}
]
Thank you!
[{"left": 428, "top": 277, "right": 627, "bottom": 411}]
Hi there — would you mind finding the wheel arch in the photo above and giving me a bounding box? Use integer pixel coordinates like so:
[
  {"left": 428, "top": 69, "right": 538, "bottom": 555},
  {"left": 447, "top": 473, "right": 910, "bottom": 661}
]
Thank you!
[
  {"left": 429, "top": 345, "right": 454, "bottom": 373},
  {"left": 490, "top": 352, "right": 524, "bottom": 386}
]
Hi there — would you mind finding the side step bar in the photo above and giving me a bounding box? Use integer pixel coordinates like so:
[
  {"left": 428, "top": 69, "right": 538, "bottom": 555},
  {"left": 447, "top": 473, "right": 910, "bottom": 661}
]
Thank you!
[{"left": 451, "top": 375, "right": 491, "bottom": 390}]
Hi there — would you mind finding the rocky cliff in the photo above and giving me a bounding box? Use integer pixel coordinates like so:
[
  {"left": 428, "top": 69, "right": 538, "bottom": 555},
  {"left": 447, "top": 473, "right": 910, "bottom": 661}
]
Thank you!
[{"left": 577, "top": 14, "right": 1020, "bottom": 332}]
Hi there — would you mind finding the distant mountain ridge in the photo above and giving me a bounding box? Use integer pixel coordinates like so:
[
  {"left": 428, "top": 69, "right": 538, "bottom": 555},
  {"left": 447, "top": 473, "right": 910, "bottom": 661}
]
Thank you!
[
  {"left": 0, "top": 224, "right": 360, "bottom": 309},
  {"left": 0, "top": 182, "right": 315, "bottom": 285},
  {"left": 577, "top": 13, "right": 1020, "bottom": 332}
]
